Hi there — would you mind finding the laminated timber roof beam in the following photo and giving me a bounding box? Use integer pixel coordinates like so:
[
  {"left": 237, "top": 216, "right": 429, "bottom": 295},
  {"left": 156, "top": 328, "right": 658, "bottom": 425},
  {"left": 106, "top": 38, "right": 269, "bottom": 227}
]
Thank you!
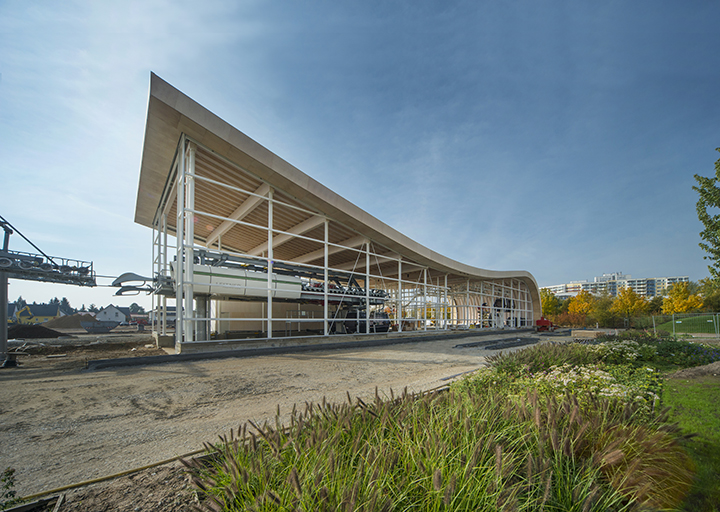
[
  {"left": 248, "top": 214, "right": 325, "bottom": 256},
  {"left": 293, "top": 235, "right": 366, "bottom": 265},
  {"left": 333, "top": 253, "right": 425, "bottom": 273},
  {"left": 205, "top": 182, "right": 270, "bottom": 248}
]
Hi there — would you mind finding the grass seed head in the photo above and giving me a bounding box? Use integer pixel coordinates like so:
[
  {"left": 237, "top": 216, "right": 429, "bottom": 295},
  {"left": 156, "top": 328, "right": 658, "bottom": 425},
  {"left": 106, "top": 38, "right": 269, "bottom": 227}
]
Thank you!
[
  {"left": 581, "top": 485, "right": 600, "bottom": 512},
  {"left": 550, "top": 429, "right": 559, "bottom": 453},
  {"left": 495, "top": 444, "right": 503, "bottom": 478},
  {"left": 433, "top": 469, "right": 443, "bottom": 491},
  {"left": 601, "top": 449, "right": 624, "bottom": 468},
  {"left": 417, "top": 458, "right": 426, "bottom": 474},
  {"left": 563, "top": 436, "right": 572, "bottom": 457},
  {"left": 445, "top": 474, "right": 457, "bottom": 505},
  {"left": 541, "top": 470, "right": 553, "bottom": 507},
  {"left": 265, "top": 490, "right": 282, "bottom": 505}
]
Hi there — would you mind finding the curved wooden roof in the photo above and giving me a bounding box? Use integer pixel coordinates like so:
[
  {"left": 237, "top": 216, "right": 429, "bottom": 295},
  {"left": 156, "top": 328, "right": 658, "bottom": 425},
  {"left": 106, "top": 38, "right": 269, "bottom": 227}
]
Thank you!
[{"left": 135, "top": 73, "right": 540, "bottom": 315}]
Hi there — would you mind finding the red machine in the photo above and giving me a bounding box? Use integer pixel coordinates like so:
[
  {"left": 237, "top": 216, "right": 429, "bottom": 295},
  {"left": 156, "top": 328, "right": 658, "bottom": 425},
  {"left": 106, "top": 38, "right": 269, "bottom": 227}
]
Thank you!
[{"left": 536, "top": 316, "right": 554, "bottom": 332}]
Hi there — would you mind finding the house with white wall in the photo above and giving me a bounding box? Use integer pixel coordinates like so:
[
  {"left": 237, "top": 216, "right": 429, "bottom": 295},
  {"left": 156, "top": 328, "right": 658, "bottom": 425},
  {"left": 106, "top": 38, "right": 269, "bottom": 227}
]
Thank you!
[{"left": 96, "top": 305, "right": 131, "bottom": 324}]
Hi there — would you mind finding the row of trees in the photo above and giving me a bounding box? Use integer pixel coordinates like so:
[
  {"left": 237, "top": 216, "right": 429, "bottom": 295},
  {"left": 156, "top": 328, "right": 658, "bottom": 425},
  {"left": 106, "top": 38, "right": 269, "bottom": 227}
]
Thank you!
[
  {"left": 14, "top": 296, "right": 146, "bottom": 315},
  {"left": 541, "top": 281, "right": 708, "bottom": 328},
  {"left": 545, "top": 147, "right": 720, "bottom": 329}
]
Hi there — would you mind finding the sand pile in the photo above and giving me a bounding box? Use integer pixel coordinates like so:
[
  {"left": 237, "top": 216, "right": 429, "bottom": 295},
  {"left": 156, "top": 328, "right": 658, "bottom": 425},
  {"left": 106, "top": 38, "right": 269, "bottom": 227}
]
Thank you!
[
  {"left": 44, "top": 313, "right": 98, "bottom": 329},
  {"left": 669, "top": 360, "right": 720, "bottom": 379},
  {"left": 8, "top": 324, "right": 64, "bottom": 339}
]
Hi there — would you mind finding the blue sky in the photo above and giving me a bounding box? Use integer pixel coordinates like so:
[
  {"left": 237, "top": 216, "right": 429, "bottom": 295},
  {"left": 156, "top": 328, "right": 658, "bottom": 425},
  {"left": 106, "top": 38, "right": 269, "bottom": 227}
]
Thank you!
[{"left": 1, "top": 1, "right": 719, "bottom": 311}]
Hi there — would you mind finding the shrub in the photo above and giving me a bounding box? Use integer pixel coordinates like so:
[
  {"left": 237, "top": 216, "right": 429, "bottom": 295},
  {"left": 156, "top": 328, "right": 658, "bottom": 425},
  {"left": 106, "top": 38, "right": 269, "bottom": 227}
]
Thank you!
[
  {"left": 587, "top": 339, "right": 657, "bottom": 365},
  {"left": 552, "top": 312, "right": 590, "bottom": 328},
  {"left": 598, "top": 332, "right": 720, "bottom": 368},
  {"left": 0, "top": 468, "right": 22, "bottom": 511},
  {"left": 485, "top": 342, "right": 601, "bottom": 377},
  {"left": 653, "top": 338, "right": 720, "bottom": 367}
]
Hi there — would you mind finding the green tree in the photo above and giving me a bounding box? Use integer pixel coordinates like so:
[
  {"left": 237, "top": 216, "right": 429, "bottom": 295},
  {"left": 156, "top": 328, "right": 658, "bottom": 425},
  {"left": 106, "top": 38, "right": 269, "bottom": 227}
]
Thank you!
[
  {"left": 129, "top": 303, "right": 146, "bottom": 315},
  {"left": 557, "top": 296, "right": 571, "bottom": 314},
  {"left": 539, "top": 288, "right": 559, "bottom": 317},
  {"left": 591, "top": 291, "right": 621, "bottom": 328},
  {"left": 698, "top": 277, "right": 720, "bottom": 312},
  {"left": 693, "top": 148, "right": 720, "bottom": 278},
  {"left": 60, "top": 297, "right": 73, "bottom": 314},
  {"left": 647, "top": 295, "right": 664, "bottom": 314},
  {"left": 662, "top": 282, "right": 703, "bottom": 314}
]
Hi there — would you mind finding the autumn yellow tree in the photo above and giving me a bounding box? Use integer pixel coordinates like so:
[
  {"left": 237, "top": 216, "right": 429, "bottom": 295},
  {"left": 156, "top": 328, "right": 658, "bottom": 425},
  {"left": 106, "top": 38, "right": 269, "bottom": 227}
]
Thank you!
[
  {"left": 662, "top": 282, "right": 703, "bottom": 314},
  {"left": 611, "top": 286, "right": 648, "bottom": 320},
  {"left": 568, "top": 290, "right": 595, "bottom": 315}
]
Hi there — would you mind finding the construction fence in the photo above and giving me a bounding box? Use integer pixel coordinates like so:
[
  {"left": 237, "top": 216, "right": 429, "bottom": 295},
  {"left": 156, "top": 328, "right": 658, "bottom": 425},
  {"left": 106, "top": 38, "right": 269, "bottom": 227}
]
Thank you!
[{"left": 632, "top": 313, "right": 720, "bottom": 338}]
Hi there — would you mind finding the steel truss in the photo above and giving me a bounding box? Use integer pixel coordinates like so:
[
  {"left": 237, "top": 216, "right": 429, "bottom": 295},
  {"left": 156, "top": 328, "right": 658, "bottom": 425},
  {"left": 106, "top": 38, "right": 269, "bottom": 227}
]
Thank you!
[
  {"left": 0, "top": 249, "right": 95, "bottom": 287},
  {"left": 1, "top": 216, "right": 96, "bottom": 367}
]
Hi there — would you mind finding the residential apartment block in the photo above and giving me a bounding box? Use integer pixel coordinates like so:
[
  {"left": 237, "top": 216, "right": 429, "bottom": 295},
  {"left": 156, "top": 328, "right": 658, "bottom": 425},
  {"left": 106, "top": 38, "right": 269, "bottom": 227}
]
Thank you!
[{"left": 543, "top": 272, "right": 689, "bottom": 298}]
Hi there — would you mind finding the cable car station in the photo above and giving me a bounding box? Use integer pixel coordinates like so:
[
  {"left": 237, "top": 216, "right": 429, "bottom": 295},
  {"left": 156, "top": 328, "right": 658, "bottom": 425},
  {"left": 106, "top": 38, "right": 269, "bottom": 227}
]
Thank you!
[{"left": 133, "top": 74, "right": 541, "bottom": 352}]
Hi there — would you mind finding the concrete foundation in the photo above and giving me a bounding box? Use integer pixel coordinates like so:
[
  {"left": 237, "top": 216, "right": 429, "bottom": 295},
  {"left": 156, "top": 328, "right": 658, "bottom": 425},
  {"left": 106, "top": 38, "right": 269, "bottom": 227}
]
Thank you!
[{"left": 153, "top": 333, "right": 175, "bottom": 348}]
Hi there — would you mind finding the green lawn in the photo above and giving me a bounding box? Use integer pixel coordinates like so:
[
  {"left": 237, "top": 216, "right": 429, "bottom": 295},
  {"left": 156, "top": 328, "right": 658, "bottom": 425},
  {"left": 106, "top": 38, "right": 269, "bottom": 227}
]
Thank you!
[
  {"left": 664, "top": 375, "right": 720, "bottom": 511},
  {"left": 655, "top": 314, "right": 719, "bottom": 335}
]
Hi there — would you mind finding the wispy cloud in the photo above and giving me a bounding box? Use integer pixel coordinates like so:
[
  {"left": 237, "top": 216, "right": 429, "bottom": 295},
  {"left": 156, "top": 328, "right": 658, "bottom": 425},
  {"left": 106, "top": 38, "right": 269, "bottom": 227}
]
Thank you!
[{"left": 1, "top": 0, "right": 719, "bottom": 308}]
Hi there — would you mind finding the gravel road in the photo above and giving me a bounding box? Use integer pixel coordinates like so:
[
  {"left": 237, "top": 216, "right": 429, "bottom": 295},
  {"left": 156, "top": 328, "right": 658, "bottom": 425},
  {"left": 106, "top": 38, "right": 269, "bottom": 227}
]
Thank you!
[{"left": 0, "top": 331, "right": 543, "bottom": 498}]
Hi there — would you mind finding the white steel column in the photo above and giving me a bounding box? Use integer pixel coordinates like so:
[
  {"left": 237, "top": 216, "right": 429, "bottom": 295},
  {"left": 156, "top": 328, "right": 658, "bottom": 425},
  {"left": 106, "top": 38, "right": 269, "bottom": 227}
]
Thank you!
[
  {"left": 183, "top": 142, "right": 196, "bottom": 343},
  {"left": 511, "top": 279, "right": 516, "bottom": 328},
  {"left": 214, "top": 234, "right": 221, "bottom": 335},
  {"left": 466, "top": 279, "right": 470, "bottom": 328},
  {"left": 436, "top": 277, "right": 440, "bottom": 331},
  {"left": 161, "top": 213, "right": 168, "bottom": 336},
  {"left": 267, "top": 188, "right": 273, "bottom": 339},
  {"left": 397, "top": 259, "right": 402, "bottom": 333},
  {"left": 365, "top": 241, "right": 370, "bottom": 334},
  {"left": 175, "top": 137, "right": 186, "bottom": 345},
  {"left": 323, "top": 219, "right": 329, "bottom": 336},
  {"left": 151, "top": 219, "right": 158, "bottom": 336},
  {"left": 423, "top": 268, "right": 427, "bottom": 331},
  {"left": 444, "top": 274, "right": 448, "bottom": 329},
  {"left": 151, "top": 219, "right": 156, "bottom": 333}
]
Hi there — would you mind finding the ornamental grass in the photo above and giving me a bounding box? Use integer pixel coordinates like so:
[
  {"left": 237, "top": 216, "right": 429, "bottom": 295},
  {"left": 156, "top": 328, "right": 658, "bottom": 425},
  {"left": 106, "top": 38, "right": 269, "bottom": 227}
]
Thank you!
[{"left": 185, "top": 385, "right": 694, "bottom": 511}]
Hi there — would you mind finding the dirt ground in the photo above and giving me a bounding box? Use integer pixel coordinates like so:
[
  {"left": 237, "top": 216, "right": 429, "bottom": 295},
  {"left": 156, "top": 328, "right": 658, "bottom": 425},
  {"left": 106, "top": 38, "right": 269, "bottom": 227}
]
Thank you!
[
  {"left": 3, "top": 330, "right": 717, "bottom": 511},
  {"left": 1, "top": 330, "right": 546, "bottom": 511}
]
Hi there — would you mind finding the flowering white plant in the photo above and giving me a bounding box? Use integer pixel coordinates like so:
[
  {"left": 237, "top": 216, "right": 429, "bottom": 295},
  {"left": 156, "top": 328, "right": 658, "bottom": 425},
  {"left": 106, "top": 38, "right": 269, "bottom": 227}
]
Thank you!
[
  {"left": 532, "top": 363, "right": 659, "bottom": 409},
  {"left": 588, "top": 340, "right": 657, "bottom": 364}
]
